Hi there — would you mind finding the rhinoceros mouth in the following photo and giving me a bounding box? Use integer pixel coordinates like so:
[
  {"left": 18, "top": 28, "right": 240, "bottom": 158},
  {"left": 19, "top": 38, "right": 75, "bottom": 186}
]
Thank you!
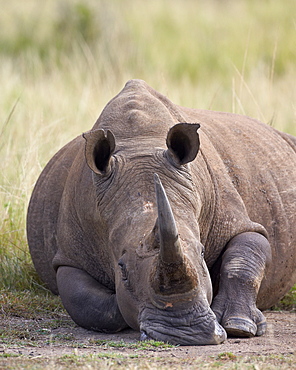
[{"left": 139, "top": 304, "right": 227, "bottom": 346}]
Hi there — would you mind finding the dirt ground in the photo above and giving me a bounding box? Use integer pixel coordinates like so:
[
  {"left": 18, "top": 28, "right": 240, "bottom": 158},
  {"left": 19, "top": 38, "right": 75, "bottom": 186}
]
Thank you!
[{"left": 1, "top": 310, "right": 295, "bottom": 368}]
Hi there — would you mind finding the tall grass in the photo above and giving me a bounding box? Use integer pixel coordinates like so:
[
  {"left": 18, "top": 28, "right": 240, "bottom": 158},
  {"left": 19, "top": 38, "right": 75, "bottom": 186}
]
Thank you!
[{"left": 0, "top": 0, "right": 296, "bottom": 294}]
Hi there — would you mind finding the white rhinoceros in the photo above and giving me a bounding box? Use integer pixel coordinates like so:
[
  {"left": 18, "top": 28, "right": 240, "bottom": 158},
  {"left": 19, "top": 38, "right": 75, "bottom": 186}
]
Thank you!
[{"left": 27, "top": 80, "right": 296, "bottom": 345}]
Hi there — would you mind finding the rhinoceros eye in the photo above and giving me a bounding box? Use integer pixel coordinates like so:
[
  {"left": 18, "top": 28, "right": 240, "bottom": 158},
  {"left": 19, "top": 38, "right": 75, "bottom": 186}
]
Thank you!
[
  {"left": 118, "top": 260, "right": 128, "bottom": 281},
  {"left": 201, "top": 246, "right": 205, "bottom": 258}
]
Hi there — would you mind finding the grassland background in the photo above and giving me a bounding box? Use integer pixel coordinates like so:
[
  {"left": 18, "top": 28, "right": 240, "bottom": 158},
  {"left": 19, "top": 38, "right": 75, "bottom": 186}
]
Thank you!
[{"left": 0, "top": 0, "right": 295, "bottom": 301}]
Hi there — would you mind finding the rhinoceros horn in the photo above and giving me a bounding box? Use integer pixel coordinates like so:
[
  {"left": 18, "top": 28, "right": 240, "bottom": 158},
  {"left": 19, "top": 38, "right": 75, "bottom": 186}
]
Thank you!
[
  {"left": 152, "top": 174, "right": 197, "bottom": 300},
  {"left": 154, "top": 173, "right": 183, "bottom": 264}
]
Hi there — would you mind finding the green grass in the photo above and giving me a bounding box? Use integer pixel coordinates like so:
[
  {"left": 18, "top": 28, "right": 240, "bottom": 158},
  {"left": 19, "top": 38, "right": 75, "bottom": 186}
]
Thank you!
[
  {"left": 0, "top": 290, "right": 66, "bottom": 320},
  {"left": 89, "top": 339, "right": 174, "bottom": 350},
  {"left": 0, "top": 0, "right": 295, "bottom": 308},
  {"left": 272, "top": 285, "right": 296, "bottom": 312}
]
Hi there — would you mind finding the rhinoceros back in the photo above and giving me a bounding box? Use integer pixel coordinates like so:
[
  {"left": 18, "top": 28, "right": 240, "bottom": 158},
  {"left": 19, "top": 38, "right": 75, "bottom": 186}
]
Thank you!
[
  {"left": 181, "top": 108, "right": 296, "bottom": 307},
  {"left": 27, "top": 136, "right": 83, "bottom": 294}
]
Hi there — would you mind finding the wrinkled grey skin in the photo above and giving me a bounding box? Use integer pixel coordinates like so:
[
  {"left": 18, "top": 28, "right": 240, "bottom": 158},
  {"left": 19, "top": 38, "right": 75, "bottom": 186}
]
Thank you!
[{"left": 27, "top": 79, "right": 296, "bottom": 345}]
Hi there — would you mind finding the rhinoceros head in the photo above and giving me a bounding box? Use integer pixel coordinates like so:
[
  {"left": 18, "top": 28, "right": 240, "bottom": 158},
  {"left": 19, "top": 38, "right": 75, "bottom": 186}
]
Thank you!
[{"left": 82, "top": 83, "right": 226, "bottom": 345}]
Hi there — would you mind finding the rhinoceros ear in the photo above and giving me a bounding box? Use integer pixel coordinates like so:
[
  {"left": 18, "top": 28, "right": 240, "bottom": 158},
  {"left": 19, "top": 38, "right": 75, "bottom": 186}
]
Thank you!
[
  {"left": 83, "top": 129, "right": 115, "bottom": 174},
  {"left": 166, "top": 123, "right": 200, "bottom": 165}
]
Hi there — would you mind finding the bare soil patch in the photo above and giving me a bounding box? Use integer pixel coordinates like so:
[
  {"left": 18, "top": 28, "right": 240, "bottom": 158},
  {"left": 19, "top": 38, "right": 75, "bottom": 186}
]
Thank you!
[{"left": 1, "top": 310, "right": 295, "bottom": 368}]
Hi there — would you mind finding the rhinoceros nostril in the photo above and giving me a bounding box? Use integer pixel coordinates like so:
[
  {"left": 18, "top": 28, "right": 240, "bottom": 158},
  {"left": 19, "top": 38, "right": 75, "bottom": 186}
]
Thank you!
[{"left": 140, "top": 330, "right": 151, "bottom": 341}]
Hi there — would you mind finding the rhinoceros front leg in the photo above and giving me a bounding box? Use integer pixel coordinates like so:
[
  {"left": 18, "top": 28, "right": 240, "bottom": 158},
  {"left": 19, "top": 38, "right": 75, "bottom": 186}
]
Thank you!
[
  {"left": 56, "top": 266, "right": 128, "bottom": 333},
  {"left": 211, "top": 232, "right": 271, "bottom": 338}
]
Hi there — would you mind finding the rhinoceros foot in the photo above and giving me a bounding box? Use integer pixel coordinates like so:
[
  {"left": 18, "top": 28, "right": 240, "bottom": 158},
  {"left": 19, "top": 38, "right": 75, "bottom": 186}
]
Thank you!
[
  {"left": 222, "top": 317, "right": 265, "bottom": 338},
  {"left": 211, "top": 232, "right": 270, "bottom": 338},
  {"left": 212, "top": 297, "right": 267, "bottom": 338}
]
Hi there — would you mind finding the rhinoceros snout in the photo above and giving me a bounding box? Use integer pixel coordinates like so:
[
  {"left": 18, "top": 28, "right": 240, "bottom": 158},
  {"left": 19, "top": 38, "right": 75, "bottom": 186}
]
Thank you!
[
  {"left": 139, "top": 321, "right": 226, "bottom": 346},
  {"left": 139, "top": 305, "right": 227, "bottom": 346}
]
